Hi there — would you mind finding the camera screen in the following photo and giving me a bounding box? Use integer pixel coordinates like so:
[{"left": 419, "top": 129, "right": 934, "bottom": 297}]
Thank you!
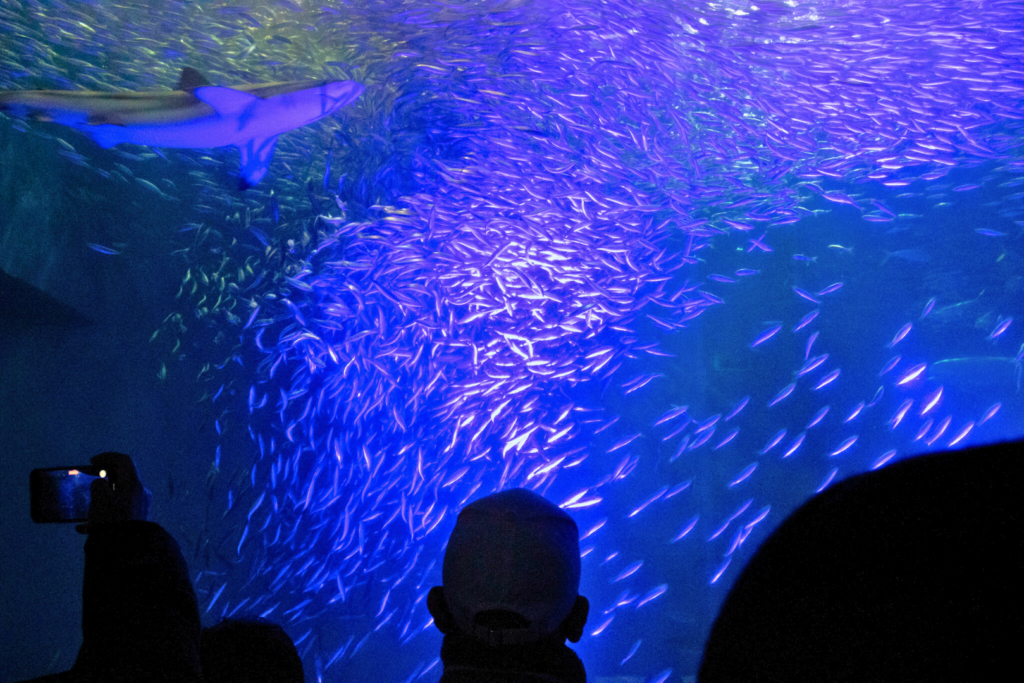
[{"left": 31, "top": 469, "right": 99, "bottom": 523}]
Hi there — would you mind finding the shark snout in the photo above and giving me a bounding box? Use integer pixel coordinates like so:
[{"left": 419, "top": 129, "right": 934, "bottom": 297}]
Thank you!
[{"left": 325, "top": 81, "right": 364, "bottom": 111}]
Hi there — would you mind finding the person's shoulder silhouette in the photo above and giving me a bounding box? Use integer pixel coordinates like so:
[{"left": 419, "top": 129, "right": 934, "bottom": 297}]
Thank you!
[{"left": 201, "top": 617, "right": 304, "bottom": 683}]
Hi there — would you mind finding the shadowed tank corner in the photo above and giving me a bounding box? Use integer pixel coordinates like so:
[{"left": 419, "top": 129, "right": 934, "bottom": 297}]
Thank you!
[{"left": 0, "top": 267, "right": 93, "bottom": 330}]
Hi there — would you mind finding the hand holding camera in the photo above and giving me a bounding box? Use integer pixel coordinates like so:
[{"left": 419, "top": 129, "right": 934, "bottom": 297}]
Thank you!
[
  {"left": 30, "top": 452, "right": 152, "bottom": 532},
  {"left": 78, "top": 452, "right": 152, "bottom": 532}
]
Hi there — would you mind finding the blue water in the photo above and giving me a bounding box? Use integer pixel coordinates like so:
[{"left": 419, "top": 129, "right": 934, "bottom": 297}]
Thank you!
[{"left": 2, "top": 1, "right": 1023, "bottom": 681}]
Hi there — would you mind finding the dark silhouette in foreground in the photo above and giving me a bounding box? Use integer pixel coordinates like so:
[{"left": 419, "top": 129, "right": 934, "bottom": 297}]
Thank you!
[
  {"left": 201, "top": 617, "right": 304, "bottom": 683},
  {"left": 699, "top": 438, "right": 1023, "bottom": 683},
  {"left": 72, "top": 452, "right": 201, "bottom": 683},
  {"left": 428, "top": 488, "right": 590, "bottom": 683},
  {"left": 20, "top": 452, "right": 301, "bottom": 683}
]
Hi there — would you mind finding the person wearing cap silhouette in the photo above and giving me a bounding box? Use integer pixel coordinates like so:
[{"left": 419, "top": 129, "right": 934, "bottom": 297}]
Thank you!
[{"left": 427, "top": 488, "right": 590, "bottom": 683}]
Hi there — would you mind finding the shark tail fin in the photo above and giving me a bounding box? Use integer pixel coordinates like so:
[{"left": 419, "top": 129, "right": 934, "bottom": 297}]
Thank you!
[
  {"left": 237, "top": 136, "right": 278, "bottom": 190},
  {"left": 176, "top": 67, "right": 211, "bottom": 91}
]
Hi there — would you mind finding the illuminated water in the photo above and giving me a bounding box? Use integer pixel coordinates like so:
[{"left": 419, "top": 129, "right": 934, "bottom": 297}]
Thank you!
[{"left": 1, "top": 0, "right": 1023, "bottom": 681}]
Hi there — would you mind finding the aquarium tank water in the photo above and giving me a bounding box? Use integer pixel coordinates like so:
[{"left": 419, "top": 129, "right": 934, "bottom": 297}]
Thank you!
[{"left": 1, "top": 0, "right": 1022, "bottom": 681}]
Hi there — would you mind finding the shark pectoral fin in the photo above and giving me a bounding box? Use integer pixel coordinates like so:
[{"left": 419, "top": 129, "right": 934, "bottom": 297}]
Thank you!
[
  {"left": 194, "top": 86, "right": 261, "bottom": 116},
  {"left": 237, "top": 136, "right": 278, "bottom": 190}
]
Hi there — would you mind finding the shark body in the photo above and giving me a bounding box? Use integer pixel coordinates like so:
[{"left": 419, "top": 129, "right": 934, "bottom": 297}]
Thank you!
[{"left": 0, "top": 67, "right": 364, "bottom": 188}]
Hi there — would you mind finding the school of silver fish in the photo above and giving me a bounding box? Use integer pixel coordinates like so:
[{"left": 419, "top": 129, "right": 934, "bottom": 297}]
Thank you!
[{"left": 2, "top": 0, "right": 1023, "bottom": 679}]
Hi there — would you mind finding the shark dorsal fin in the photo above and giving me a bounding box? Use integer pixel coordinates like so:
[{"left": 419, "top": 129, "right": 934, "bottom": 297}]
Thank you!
[
  {"left": 193, "top": 86, "right": 261, "bottom": 115},
  {"left": 176, "top": 67, "right": 211, "bottom": 91}
]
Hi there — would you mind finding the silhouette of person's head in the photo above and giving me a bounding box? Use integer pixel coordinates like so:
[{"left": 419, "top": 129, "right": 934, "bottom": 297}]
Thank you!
[
  {"left": 699, "top": 440, "right": 1023, "bottom": 683},
  {"left": 428, "top": 488, "right": 589, "bottom": 647},
  {"left": 201, "top": 617, "right": 304, "bottom": 683}
]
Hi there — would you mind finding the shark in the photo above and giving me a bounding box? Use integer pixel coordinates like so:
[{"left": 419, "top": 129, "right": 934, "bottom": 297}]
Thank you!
[{"left": 0, "top": 67, "right": 364, "bottom": 189}]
